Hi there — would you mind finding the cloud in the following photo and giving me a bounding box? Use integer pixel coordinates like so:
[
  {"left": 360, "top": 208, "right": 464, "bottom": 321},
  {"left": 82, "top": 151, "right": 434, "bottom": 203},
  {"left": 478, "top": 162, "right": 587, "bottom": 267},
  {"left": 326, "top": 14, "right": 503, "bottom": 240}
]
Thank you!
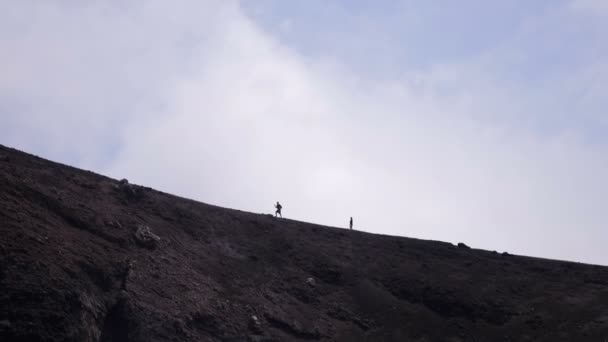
[
  {"left": 1, "top": 1, "right": 607, "bottom": 264},
  {"left": 570, "top": 0, "right": 608, "bottom": 14},
  {"left": 0, "top": 1, "right": 233, "bottom": 165}
]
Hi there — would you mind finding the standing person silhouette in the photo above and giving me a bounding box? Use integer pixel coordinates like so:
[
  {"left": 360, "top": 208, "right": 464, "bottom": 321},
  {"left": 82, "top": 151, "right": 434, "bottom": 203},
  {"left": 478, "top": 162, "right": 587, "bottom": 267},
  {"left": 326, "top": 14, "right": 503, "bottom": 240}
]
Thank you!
[
  {"left": 275, "top": 201, "right": 282, "bottom": 218},
  {"left": 349, "top": 217, "right": 353, "bottom": 230}
]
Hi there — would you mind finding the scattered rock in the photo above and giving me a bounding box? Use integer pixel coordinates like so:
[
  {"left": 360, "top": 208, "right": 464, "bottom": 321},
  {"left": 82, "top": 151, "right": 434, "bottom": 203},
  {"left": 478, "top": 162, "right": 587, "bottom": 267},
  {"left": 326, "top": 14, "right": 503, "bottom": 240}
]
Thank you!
[
  {"left": 117, "top": 178, "right": 144, "bottom": 200},
  {"left": 0, "top": 319, "right": 11, "bottom": 330},
  {"left": 264, "top": 312, "right": 321, "bottom": 340},
  {"left": 353, "top": 317, "right": 374, "bottom": 331},
  {"left": 457, "top": 243, "right": 470, "bottom": 249},
  {"left": 249, "top": 315, "right": 263, "bottom": 334},
  {"left": 134, "top": 225, "right": 160, "bottom": 249},
  {"left": 502, "top": 252, "right": 510, "bottom": 256},
  {"left": 106, "top": 220, "right": 123, "bottom": 229},
  {"left": 306, "top": 277, "right": 316, "bottom": 287},
  {"left": 121, "top": 260, "right": 136, "bottom": 290}
]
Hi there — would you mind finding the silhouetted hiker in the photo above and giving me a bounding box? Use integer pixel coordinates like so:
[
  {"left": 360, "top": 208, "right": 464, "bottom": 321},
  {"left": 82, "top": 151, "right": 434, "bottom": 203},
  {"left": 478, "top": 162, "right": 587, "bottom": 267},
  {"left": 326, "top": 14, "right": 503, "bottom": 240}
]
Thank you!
[
  {"left": 275, "top": 201, "right": 282, "bottom": 218},
  {"left": 349, "top": 217, "right": 353, "bottom": 230}
]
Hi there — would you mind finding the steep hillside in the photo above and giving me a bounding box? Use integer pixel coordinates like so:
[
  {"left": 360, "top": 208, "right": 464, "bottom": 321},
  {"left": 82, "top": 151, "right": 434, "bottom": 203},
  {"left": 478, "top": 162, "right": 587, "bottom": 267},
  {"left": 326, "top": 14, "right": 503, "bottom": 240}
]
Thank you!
[{"left": 1, "top": 144, "right": 607, "bottom": 342}]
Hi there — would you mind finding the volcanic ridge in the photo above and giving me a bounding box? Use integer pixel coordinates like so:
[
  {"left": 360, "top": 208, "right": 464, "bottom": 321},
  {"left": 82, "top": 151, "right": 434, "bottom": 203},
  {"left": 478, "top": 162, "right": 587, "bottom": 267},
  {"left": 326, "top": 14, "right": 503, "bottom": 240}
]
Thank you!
[{"left": 1, "top": 144, "right": 607, "bottom": 341}]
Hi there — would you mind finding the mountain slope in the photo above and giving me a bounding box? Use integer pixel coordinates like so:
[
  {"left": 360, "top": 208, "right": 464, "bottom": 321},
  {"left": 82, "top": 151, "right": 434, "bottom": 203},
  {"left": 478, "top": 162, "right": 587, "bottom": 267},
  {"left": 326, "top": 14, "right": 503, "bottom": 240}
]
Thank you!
[{"left": 0, "top": 144, "right": 607, "bottom": 342}]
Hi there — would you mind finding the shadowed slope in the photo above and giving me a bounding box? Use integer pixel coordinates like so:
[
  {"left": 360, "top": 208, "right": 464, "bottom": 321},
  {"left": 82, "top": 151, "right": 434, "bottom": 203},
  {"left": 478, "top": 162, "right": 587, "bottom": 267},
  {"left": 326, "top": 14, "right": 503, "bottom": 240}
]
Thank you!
[{"left": 0, "top": 144, "right": 607, "bottom": 341}]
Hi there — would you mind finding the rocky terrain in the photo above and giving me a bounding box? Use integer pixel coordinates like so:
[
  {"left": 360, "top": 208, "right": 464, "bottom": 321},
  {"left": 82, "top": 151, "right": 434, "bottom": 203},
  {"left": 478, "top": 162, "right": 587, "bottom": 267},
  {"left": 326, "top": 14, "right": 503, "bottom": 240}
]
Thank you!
[{"left": 1, "top": 143, "right": 607, "bottom": 341}]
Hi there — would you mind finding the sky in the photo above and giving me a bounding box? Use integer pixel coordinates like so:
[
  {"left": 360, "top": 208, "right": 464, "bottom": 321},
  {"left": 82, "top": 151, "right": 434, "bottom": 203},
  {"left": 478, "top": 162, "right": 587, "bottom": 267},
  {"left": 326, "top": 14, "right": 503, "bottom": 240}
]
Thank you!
[{"left": 1, "top": 0, "right": 607, "bottom": 265}]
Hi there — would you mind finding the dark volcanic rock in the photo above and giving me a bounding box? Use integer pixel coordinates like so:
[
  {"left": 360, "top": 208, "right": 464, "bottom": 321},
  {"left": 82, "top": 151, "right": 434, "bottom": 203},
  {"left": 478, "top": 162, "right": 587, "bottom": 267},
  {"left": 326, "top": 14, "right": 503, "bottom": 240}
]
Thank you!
[
  {"left": 117, "top": 178, "right": 144, "bottom": 200},
  {"left": 248, "top": 315, "right": 263, "bottom": 334},
  {"left": 134, "top": 225, "right": 160, "bottom": 249},
  {"left": 1, "top": 143, "right": 608, "bottom": 342},
  {"left": 457, "top": 242, "right": 470, "bottom": 249},
  {"left": 306, "top": 277, "right": 316, "bottom": 287}
]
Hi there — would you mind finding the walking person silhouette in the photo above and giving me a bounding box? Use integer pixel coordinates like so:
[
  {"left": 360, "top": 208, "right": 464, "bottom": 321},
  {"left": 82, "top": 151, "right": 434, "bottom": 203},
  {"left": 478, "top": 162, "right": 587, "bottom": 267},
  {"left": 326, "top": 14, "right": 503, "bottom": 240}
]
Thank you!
[
  {"left": 275, "top": 201, "right": 282, "bottom": 218},
  {"left": 349, "top": 217, "right": 353, "bottom": 230}
]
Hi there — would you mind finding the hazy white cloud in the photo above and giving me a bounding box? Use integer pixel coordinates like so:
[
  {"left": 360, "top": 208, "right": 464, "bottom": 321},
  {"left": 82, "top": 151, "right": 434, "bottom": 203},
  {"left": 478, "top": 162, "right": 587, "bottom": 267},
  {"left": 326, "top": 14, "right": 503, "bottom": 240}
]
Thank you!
[
  {"left": 1, "top": 1, "right": 608, "bottom": 265},
  {"left": 570, "top": 0, "right": 608, "bottom": 14}
]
